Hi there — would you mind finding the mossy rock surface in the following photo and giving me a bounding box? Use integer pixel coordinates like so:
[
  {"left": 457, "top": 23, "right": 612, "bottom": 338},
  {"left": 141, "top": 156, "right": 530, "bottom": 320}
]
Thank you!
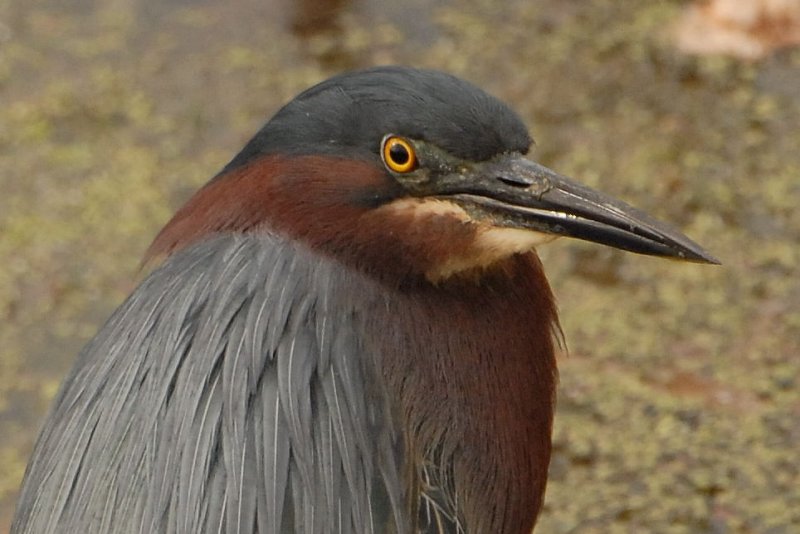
[{"left": 1, "top": 0, "right": 798, "bottom": 531}]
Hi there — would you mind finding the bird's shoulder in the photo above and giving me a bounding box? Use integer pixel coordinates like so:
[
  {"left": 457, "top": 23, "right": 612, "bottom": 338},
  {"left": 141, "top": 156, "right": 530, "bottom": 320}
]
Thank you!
[{"left": 13, "top": 234, "right": 404, "bottom": 533}]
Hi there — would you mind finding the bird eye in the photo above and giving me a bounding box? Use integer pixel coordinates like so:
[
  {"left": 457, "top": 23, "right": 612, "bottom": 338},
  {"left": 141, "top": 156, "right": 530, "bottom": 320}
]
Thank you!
[{"left": 381, "top": 135, "right": 417, "bottom": 173}]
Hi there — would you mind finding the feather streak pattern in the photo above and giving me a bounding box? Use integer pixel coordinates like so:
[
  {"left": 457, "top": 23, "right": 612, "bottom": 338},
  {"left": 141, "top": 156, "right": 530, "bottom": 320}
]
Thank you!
[{"left": 12, "top": 235, "right": 404, "bottom": 533}]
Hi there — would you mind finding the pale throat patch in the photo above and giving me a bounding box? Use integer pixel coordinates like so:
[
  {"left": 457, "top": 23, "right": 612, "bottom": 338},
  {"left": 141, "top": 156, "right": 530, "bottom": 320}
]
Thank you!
[
  {"left": 382, "top": 197, "right": 559, "bottom": 282},
  {"left": 431, "top": 225, "right": 558, "bottom": 282},
  {"left": 384, "top": 197, "right": 473, "bottom": 221}
]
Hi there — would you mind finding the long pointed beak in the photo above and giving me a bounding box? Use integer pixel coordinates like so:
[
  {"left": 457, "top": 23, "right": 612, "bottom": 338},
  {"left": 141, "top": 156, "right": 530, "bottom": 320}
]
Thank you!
[{"left": 438, "top": 156, "right": 719, "bottom": 264}]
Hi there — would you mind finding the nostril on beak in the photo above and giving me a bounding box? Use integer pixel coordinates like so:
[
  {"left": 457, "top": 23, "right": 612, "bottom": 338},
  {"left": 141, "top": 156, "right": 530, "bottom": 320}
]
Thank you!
[{"left": 497, "top": 174, "right": 534, "bottom": 188}]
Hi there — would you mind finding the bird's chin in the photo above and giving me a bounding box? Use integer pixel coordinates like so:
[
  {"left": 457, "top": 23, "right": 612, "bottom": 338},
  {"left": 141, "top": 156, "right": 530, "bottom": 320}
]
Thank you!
[
  {"left": 423, "top": 225, "right": 560, "bottom": 283},
  {"left": 369, "top": 196, "right": 559, "bottom": 283}
]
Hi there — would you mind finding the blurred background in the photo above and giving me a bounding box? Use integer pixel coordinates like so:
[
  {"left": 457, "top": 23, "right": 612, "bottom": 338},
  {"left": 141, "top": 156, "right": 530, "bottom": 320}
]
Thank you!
[{"left": 1, "top": 0, "right": 799, "bottom": 532}]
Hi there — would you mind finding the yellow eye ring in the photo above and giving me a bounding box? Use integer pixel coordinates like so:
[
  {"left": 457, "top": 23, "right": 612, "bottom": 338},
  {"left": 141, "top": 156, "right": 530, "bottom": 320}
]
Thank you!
[{"left": 381, "top": 135, "right": 417, "bottom": 173}]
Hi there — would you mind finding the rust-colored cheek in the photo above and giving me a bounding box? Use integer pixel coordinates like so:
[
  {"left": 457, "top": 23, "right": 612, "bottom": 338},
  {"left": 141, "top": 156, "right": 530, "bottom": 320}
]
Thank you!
[
  {"left": 144, "top": 155, "right": 490, "bottom": 282},
  {"left": 145, "top": 155, "right": 396, "bottom": 262}
]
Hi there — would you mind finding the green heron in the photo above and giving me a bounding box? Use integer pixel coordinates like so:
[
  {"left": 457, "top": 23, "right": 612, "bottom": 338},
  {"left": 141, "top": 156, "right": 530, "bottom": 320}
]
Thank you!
[{"left": 12, "top": 66, "right": 717, "bottom": 534}]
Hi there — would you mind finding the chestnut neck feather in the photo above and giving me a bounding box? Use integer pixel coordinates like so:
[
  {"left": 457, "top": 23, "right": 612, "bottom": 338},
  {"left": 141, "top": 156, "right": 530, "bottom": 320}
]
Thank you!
[
  {"left": 147, "top": 155, "right": 391, "bottom": 260},
  {"left": 367, "top": 254, "right": 558, "bottom": 532},
  {"left": 146, "top": 154, "right": 560, "bottom": 531},
  {"left": 146, "top": 155, "right": 485, "bottom": 283}
]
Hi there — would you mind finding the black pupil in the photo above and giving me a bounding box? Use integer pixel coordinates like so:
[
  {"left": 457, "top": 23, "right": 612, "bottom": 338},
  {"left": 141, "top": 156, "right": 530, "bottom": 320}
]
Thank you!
[{"left": 389, "top": 142, "right": 409, "bottom": 165}]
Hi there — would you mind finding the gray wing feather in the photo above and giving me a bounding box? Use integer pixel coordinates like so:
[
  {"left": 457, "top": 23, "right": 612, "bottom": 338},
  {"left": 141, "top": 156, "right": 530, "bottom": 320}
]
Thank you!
[{"left": 12, "top": 234, "right": 405, "bottom": 534}]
